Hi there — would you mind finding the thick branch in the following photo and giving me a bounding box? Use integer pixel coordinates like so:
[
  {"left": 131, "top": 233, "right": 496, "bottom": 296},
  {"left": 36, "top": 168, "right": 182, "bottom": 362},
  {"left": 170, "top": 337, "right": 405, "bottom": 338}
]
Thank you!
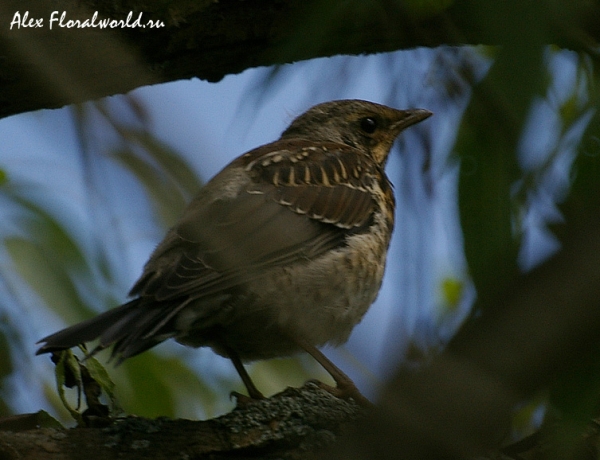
[
  {"left": 0, "top": 0, "right": 598, "bottom": 119},
  {"left": 0, "top": 383, "right": 364, "bottom": 460}
]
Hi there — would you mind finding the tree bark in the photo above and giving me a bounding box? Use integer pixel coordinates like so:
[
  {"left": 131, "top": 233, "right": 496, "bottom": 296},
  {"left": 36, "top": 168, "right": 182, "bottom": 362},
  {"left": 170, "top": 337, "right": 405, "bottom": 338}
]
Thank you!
[
  {"left": 0, "top": 0, "right": 598, "bottom": 119},
  {"left": 0, "top": 383, "right": 364, "bottom": 460}
]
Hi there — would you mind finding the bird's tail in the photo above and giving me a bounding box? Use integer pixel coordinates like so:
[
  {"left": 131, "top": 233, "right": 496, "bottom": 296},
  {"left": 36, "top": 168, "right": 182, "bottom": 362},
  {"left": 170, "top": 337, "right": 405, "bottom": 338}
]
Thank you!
[{"left": 36, "top": 299, "right": 176, "bottom": 364}]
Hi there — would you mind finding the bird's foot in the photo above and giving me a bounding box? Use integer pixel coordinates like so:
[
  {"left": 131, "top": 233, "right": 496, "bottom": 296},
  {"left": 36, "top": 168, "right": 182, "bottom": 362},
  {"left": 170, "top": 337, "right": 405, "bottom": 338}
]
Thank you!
[{"left": 307, "top": 379, "right": 372, "bottom": 407}]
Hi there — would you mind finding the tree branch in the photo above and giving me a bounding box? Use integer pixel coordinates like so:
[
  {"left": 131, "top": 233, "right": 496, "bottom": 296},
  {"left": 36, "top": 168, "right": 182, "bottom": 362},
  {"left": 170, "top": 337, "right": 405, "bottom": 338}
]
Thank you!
[
  {"left": 0, "top": 0, "right": 598, "bottom": 119},
  {"left": 0, "top": 383, "right": 364, "bottom": 460}
]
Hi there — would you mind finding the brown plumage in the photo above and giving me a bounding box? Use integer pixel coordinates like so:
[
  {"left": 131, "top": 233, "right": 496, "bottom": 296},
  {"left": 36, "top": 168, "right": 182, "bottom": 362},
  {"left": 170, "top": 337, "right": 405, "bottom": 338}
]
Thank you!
[{"left": 37, "top": 100, "right": 432, "bottom": 403}]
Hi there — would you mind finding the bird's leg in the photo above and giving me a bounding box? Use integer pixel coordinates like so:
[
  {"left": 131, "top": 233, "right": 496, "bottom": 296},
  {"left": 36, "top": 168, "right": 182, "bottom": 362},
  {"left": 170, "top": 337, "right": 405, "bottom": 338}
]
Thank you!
[
  {"left": 223, "top": 345, "right": 265, "bottom": 401},
  {"left": 292, "top": 336, "right": 371, "bottom": 406}
]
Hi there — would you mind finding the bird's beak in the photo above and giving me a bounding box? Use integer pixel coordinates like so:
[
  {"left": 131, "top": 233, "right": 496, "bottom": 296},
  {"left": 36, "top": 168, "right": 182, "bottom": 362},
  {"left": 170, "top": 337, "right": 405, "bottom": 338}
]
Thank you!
[{"left": 392, "top": 108, "right": 433, "bottom": 132}]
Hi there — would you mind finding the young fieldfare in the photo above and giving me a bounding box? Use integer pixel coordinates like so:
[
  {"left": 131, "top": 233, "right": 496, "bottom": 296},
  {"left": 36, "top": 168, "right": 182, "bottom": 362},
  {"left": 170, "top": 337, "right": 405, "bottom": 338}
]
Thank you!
[{"left": 37, "top": 100, "right": 432, "bottom": 403}]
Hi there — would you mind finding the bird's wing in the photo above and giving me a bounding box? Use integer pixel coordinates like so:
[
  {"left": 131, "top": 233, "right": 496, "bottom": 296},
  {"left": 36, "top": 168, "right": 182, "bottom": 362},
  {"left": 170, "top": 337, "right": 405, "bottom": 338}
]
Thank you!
[
  {"left": 36, "top": 141, "right": 387, "bottom": 360},
  {"left": 131, "top": 140, "right": 384, "bottom": 303}
]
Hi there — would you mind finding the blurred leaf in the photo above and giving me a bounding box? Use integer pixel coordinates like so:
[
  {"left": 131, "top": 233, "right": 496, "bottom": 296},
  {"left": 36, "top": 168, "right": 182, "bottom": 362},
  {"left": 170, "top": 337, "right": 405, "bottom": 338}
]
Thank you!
[
  {"left": 132, "top": 131, "right": 203, "bottom": 200},
  {"left": 544, "top": 58, "right": 600, "bottom": 455},
  {"left": 90, "top": 99, "right": 202, "bottom": 202},
  {"left": 439, "top": 277, "right": 464, "bottom": 312},
  {"left": 559, "top": 92, "right": 581, "bottom": 127},
  {"left": 455, "top": 43, "right": 545, "bottom": 309},
  {"left": 108, "top": 119, "right": 202, "bottom": 229},
  {"left": 5, "top": 237, "right": 92, "bottom": 323},
  {"left": 561, "top": 109, "right": 600, "bottom": 227},
  {"left": 0, "top": 168, "right": 7, "bottom": 186},
  {"left": 114, "top": 352, "right": 218, "bottom": 419},
  {"left": 111, "top": 148, "right": 188, "bottom": 228},
  {"left": 9, "top": 193, "right": 88, "bottom": 270},
  {"left": 251, "top": 356, "right": 327, "bottom": 397},
  {"left": 511, "top": 392, "right": 547, "bottom": 439},
  {"left": 546, "top": 360, "right": 600, "bottom": 459}
]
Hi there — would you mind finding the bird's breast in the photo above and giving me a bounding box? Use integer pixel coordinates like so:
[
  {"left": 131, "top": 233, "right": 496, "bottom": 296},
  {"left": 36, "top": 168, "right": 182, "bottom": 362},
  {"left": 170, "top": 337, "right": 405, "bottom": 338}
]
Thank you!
[{"left": 213, "top": 206, "right": 393, "bottom": 361}]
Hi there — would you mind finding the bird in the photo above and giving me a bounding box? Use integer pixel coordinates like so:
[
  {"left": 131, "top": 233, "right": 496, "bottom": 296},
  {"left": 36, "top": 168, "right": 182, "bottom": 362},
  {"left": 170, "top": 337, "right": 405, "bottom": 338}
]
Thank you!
[{"left": 37, "top": 99, "right": 432, "bottom": 404}]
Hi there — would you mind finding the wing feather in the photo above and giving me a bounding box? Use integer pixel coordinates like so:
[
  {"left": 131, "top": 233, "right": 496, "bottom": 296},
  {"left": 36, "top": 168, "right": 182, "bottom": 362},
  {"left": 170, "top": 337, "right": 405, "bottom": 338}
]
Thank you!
[{"left": 131, "top": 140, "right": 385, "bottom": 310}]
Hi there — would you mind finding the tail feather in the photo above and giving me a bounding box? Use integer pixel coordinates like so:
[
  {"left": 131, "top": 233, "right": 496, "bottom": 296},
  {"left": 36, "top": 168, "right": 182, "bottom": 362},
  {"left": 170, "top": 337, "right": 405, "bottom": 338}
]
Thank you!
[
  {"left": 35, "top": 299, "right": 175, "bottom": 361},
  {"left": 104, "top": 305, "right": 179, "bottom": 361}
]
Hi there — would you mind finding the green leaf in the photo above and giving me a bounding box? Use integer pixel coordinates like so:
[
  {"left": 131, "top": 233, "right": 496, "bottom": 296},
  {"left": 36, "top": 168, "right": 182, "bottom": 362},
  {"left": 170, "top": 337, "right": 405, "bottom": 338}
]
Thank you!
[
  {"left": 439, "top": 277, "right": 465, "bottom": 312},
  {"left": 561, "top": 109, "right": 600, "bottom": 229},
  {"left": 85, "top": 355, "right": 123, "bottom": 415},
  {"left": 54, "top": 350, "right": 83, "bottom": 424},
  {"left": 455, "top": 44, "right": 545, "bottom": 309},
  {"left": 544, "top": 58, "right": 600, "bottom": 455},
  {"left": 113, "top": 352, "right": 219, "bottom": 419},
  {"left": 0, "top": 168, "right": 8, "bottom": 186},
  {"left": 8, "top": 193, "right": 88, "bottom": 270},
  {"left": 5, "top": 237, "right": 92, "bottom": 323},
  {"left": 251, "top": 356, "right": 326, "bottom": 397}
]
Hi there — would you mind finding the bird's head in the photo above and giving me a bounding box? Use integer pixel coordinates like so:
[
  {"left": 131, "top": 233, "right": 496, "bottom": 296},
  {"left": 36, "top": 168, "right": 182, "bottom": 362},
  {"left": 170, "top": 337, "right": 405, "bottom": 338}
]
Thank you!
[{"left": 281, "top": 99, "right": 432, "bottom": 165}]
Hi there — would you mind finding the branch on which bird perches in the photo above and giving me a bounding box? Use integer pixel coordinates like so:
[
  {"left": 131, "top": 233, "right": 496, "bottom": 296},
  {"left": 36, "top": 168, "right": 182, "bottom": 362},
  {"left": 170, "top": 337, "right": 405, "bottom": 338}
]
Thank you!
[{"left": 0, "top": 381, "right": 365, "bottom": 460}]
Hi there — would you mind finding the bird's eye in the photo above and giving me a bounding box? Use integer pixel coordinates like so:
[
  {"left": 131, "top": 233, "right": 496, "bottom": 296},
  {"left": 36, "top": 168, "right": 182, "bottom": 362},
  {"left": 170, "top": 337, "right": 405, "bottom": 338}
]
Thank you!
[{"left": 360, "top": 117, "right": 378, "bottom": 134}]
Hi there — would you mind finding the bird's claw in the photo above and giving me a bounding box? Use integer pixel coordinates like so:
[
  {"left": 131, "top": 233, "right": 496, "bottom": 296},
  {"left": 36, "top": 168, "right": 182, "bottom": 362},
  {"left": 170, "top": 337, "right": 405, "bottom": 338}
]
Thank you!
[
  {"left": 306, "top": 379, "right": 373, "bottom": 407},
  {"left": 230, "top": 390, "right": 264, "bottom": 408}
]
